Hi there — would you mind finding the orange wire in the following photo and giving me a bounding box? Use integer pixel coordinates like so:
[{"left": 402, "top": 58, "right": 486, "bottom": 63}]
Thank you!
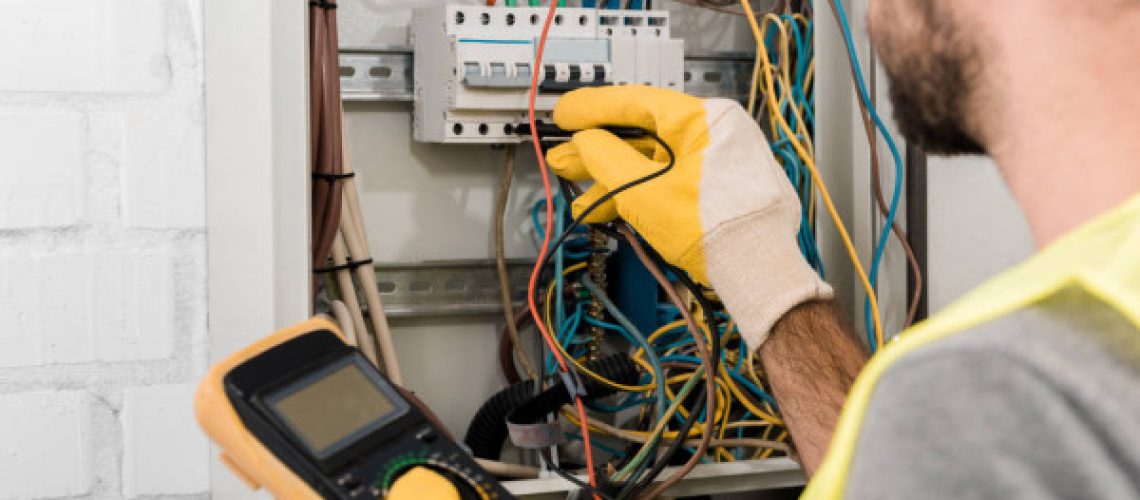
[{"left": 526, "top": 2, "right": 600, "bottom": 497}]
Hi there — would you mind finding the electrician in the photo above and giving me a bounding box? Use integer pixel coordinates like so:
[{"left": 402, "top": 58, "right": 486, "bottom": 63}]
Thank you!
[{"left": 547, "top": 0, "right": 1140, "bottom": 497}]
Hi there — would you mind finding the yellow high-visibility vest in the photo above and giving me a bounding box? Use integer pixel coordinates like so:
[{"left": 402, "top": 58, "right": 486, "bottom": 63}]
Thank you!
[{"left": 803, "top": 194, "right": 1140, "bottom": 499}]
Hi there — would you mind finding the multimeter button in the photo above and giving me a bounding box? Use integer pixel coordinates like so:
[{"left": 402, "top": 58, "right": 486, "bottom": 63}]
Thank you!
[
  {"left": 337, "top": 473, "right": 362, "bottom": 489},
  {"left": 416, "top": 427, "right": 437, "bottom": 443}
]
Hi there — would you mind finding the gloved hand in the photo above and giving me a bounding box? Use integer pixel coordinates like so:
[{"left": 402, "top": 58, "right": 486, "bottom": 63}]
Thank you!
[{"left": 546, "top": 86, "right": 833, "bottom": 348}]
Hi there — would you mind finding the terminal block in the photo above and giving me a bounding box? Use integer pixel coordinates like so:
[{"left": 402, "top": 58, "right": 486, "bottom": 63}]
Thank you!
[{"left": 412, "top": 5, "right": 684, "bottom": 143}]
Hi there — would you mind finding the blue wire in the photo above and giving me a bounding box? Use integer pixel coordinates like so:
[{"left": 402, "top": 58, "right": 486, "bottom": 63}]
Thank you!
[
  {"left": 726, "top": 368, "right": 777, "bottom": 407},
  {"left": 829, "top": 0, "right": 904, "bottom": 352}
]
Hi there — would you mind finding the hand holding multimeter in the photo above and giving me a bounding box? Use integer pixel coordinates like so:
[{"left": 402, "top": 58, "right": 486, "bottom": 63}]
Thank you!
[{"left": 195, "top": 318, "right": 513, "bottom": 499}]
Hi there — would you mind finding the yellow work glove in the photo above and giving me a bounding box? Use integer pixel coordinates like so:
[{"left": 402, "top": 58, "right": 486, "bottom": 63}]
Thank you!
[{"left": 547, "top": 86, "right": 832, "bottom": 348}]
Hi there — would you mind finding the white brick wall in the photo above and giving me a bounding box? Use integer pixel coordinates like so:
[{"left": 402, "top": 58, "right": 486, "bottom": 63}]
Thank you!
[
  {"left": 0, "top": 1, "right": 209, "bottom": 498},
  {"left": 121, "top": 385, "right": 209, "bottom": 497},
  {"left": 0, "top": 392, "right": 91, "bottom": 498}
]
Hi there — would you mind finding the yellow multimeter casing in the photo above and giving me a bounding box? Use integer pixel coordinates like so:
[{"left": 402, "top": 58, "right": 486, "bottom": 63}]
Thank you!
[
  {"left": 195, "top": 317, "right": 339, "bottom": 499},
  {"left": 195, "top": 317, "right": 512, "bottom": 500}
]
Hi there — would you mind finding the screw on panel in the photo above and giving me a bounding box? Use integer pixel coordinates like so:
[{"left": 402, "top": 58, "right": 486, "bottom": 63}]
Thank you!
[
  {"left": 481, "top": 12, "right": 490, "bottom": 25},
  {"left": 554, "top": 14, "right": 563, "bottom": 25},
  {"left": 506, "top": 13, "right": 516, "bottom": 25},
  {"left": 579, "top": 15, "right": 588, "bottom": 26},
  {"left": 530, "top": 14, "right": 539, "bottom": 24},
  {"left": 453, "top": 123, "right": 464, "bottom": 135},
  {"left": 478, "top": 123, "right": 489, "bottom": 135},
  {"left": 455, "top": 11, "right": 465, "bottom": 24}
]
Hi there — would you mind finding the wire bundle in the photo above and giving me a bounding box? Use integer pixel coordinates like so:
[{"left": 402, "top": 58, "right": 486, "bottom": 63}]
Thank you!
[
  {"left": 494, "top": 185, "right": 790, "bottom": 499},
  {"left": 483, "top": 2, "right": 815, "bottom": 498},
  {"left": 746, "top": 12, "right": 824, "bottom": 274}
]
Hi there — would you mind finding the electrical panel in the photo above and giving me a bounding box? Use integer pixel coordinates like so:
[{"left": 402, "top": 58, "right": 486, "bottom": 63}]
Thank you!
[{"left": 411, "top": 5, "right": 684, "bottom": 143}]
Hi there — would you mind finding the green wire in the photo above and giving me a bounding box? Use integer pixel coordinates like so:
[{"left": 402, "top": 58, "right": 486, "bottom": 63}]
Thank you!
[{"left": 612, "top": 366, "right": 705, "bottom": 483}]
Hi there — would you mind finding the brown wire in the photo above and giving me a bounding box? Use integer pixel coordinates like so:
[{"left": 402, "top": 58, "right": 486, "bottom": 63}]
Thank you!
[
  {"left": 823, "top": 0, "right": 924, "bottom": 327},
  {"left": 494, "top": 145, "right": 539, "bottom": 380},
  {"left": 498, "top": 305, "right": 533, "bottom": 384},
  {"left": 615, "top": 225, "right": 717, "bottom": 500},
  {"left": 309, "top": 0, "right": 345, "bottom": 283}
]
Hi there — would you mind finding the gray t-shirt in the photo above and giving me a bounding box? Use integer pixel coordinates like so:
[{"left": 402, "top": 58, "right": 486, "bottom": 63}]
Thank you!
[{"left": 846, "top": 287, "right": 1140, "bottom": 499}]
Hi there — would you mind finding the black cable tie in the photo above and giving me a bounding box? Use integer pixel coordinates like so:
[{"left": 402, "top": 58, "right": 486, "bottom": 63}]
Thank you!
[
  {"left": 312, "top": 171, "right": 355, "bottom": 182},
  {"left": 309, "top": 0, "right": 337, "bottom": 9},
  {"left": 313, "top": 257, "right": 373, "bottom": 274}
]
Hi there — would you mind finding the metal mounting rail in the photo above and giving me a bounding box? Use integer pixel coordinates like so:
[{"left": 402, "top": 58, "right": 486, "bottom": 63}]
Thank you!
[
  {"left": 339, "top": 46, "right": 756, "bottom": 102},
  {"left": 371, "top": 260, "right": 534, "bottom": 318},
  {"left": 503, "top": 458, "right": 805, "bottom": 499}
]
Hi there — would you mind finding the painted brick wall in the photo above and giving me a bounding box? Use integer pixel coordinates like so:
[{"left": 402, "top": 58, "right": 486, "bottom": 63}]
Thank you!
[{"left": 0, "top": 1, "right": 209, "bottom": 498}]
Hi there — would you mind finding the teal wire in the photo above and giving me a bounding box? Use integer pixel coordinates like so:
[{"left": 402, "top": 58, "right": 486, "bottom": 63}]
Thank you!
[
  {"left": 828, "top": 0, "right": 905, "bottom": 351},
  {"left": 581, "top": 276, "right": 667, "bottom": 421}
]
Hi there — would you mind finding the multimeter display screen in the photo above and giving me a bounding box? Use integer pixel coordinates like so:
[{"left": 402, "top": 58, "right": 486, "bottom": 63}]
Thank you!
[{"left": 269, "top": 362, "right": 396, "bottom": 456}]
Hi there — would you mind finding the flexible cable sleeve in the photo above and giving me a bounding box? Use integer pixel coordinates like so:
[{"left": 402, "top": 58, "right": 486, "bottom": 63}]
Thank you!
[{"left": 464, "top": 354, "right": 640, "bottom": 461}]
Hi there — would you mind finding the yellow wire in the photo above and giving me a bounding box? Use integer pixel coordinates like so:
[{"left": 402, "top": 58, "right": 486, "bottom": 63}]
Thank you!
[
  {"left": 542, "top": 262, "right": 656, "bottom": 392},
  {"left": 633, "top": 319, "right": 687, "bottom": 360},
  {"left": 759, "top": 430, "right": 788, "bottom": 459},
  {"left": 724, "top": 421, "right": 777, "bottom": 430},
  {"left": 741, "top": 0, "right": 884, "bottom": 346}
]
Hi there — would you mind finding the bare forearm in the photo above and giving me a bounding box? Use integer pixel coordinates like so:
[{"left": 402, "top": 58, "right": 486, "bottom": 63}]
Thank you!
[{"left": 760, "top": 300, "right": 867, "bottom": 476}]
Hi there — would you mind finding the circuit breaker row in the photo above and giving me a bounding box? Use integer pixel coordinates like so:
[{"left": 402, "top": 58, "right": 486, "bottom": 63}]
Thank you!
[{"left": 412, "top": 6, "right": 684, "bottom": 143}]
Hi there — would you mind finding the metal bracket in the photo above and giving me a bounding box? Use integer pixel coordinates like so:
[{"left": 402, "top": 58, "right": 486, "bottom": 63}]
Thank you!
[
  {"left": 341, "top": 46, "right": 415, "bottom": 102},
  {"left": 683, "top": 53, "right": 756, "bottom": 103},
  {"left": 372, "top": 260, "right": 534, "bottom": 318},
  {"left": 339, "top": 47, "right": 755, "bottom": 102}
]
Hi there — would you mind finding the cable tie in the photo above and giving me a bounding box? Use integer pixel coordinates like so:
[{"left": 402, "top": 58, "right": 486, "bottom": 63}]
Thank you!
[
  {"left": 313, "top": 257, "right": 373, "bottom": 274},
  {"left": 309, "top": 0, "right": 338, "bottom": 9},
  {"left": 312, "top": 171, "right": 355, "bottom": 182}
]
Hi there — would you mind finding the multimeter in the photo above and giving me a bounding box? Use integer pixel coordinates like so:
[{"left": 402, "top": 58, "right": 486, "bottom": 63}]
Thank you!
[{"left": 195, "top": 317, "right": 514, "bottom": 499}]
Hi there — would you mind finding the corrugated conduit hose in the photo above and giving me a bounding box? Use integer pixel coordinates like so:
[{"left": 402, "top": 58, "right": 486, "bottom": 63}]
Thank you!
[{"left": 464, "top": 353, "right": 640, "bottom": 460}]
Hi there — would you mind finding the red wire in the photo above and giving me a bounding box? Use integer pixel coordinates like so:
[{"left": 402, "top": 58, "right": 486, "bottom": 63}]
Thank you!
[{"left": 526, "top": 2, "right": 600, "bottom": 497}]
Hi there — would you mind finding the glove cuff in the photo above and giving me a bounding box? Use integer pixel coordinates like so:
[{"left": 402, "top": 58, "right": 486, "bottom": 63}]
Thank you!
[{"left": 703, "top": 207, "right": 834, "bottom": 351}]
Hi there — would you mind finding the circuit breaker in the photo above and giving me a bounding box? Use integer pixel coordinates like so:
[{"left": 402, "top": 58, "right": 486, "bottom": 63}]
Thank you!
[{"left": 412, "top": 5, "right": 684, "bottom": 143}]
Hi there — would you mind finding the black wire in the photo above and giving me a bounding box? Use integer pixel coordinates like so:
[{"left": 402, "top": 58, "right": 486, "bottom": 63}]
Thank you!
[
  {"left": 545, "top": 454, "right": 618, "bottom": 500},
  {"left": 618, "top": 389, "right": 708, "bottom": 499},
  {"left": 605, "top": 222, "right": 723, "bottom": 498},
  {"left": 533, "top": 130, "right": 676, "bottom": 380},
  {"left": 534, "top": 132, "right": 728, "bottom": 496}
]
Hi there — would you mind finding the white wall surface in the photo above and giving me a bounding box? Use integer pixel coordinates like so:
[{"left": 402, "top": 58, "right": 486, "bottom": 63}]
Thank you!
[
  {"left": 0, "top": 1, "right": 209, "bottom": 498},
  {"left": 926, "top": 157, "right": 1034, "bottom": 311}
]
